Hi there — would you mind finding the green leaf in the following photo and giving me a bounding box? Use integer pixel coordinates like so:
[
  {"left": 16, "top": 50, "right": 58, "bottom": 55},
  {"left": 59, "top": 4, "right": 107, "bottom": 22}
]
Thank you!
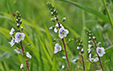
[
  {"left": 58, "top": 0, "right": 109, "bottom": 23},
  {"left": 38, "top": 37, "right": 53, "bottom": 65},
  {"left": 105, "top": 45, "right": 113, "bottom": 53},
  {"left": 102, "top": 0, "right": 113, "bottom": 28},
  {"left": 0, "top": 46, "right": 13, "bottom": 53}
]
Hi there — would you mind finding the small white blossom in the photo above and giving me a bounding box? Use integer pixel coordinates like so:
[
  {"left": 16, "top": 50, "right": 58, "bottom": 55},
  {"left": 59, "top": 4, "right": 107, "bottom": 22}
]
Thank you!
[
  {"left": 49, "top": 26, "right": 53, "bottom": 29},
  {"left": 14, "top": 48, "right": 21, "bottom": 54},
  {"left": 88, "top": 41, "right": 91, "bottom": 43},
  {"left": 59, "top": 27, "right": 69, "bottom": 39},
  {"left": 21, "top": 27, "right": 23, "bottom": 29},
  {"left": 15, "top": 32, "right": 25, "bottom": 43},
  {"left": 61, "top": 65, "right": 65, "bottom": 69},
  {"left": 88, "top": 44, "right": 92, "bottom": 49},
  {"left": 54, "top": 28, "right": 58, "bottom": 33},
  {"left": 9, "top": 37, "right": 15, "bottom": 47},
  {"left": 17, "top": 23, "right": 19, "bottom": 26},
  {"left": 72, "top": 59, "right": 77, "bottom": 63},
  {"left": 54, "top": 43, "right": 62, "bottom": 53},
  {"left": 9, "top": 28, "right": 15, "bottom": 36},
  {"left": 20, "top": 64, "right": 24, "bottom": 69},
  {"left": 54, "top": 24, "right": 63, "bottom": 33},
  {"left": 93, "top": 57, "right": 99, "bottom": 62},
  {"left": 77, "top": 46, "right": 80, "bottom": 50},
  {"left": 89, "top": 37, "right": 91, "bottom": 39},
  {"left": 26, "top": 52, "right": 32, "bottom": 59},
  {"left": 96, "top": 47, "right": 105, "bottom": 57},
  {"left": 87, "top": 48, "right": 91, "bottom": 53},
  {"left": 81, "top": 48, "right": 84, "bottom": 52},
  {"left": 62, "top": 56, "right": 66, "bottom": 59},
  {"left": 89, "top": 54, "right": 94, "bottom": 62}
]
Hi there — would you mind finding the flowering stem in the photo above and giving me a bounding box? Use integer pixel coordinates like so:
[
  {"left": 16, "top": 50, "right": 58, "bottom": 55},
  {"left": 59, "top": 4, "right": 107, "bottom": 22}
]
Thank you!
[
  {"left": 20, "top": 41, "right": 30, "bottom": 71},
  {"left": 54, "top": 13, "right": 70, "bottom": 71},
  {"left": 62, "top": 39, "right": 70, "bottom": 71},
  {"left": 92, "top": 39, "right": 104, "bottom": 71},
  {"left": 81, "top": 55, "right": 85, "bottom": 71}
]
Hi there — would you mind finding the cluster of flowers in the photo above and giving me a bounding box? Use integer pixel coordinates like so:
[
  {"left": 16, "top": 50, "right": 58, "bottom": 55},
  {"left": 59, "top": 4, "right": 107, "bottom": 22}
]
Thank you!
[
  {"left": 47, "top": 2, "right": 69, "bottom": 54},
  {"left": 9, "top": 11, "right": 32, "bottom": 69},
  {"left": 84, "top": 28, "right": 105, "bottom": 63},
  {"left": 76, "top": 37, "right": 84, "bottom": 54}
]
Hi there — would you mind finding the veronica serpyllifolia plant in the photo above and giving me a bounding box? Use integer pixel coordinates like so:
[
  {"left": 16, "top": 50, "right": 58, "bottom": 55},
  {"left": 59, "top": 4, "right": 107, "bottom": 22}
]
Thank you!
[
  {"left": 76, "top": 37, "right": 85, "bottom": 71},
  {"left": 84, "top": 27, "right": 105, "bottom": 71},
  {"left": 9, "top": 11, "right": 32, "bottom": 71},
  {"left": 47, "top": 2, "right": 71, "bottom": 71}
]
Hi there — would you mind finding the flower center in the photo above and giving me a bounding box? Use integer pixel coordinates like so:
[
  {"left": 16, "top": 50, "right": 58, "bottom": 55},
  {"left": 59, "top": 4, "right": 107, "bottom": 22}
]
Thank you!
[
  {"left": 57, "top": 46, "right": 60, "bottom": 51},
  {"left": 18, "top": 34, "right": 22, "bottom": 38},
  {"left": 60, "top": 30, "right": 65, "bottom": 35},
  {"left": 13, "top": 39, "right": 15, "bottom": 43},
  {"left": 98, "top": 49, "right": 102, "bottom": 53}
]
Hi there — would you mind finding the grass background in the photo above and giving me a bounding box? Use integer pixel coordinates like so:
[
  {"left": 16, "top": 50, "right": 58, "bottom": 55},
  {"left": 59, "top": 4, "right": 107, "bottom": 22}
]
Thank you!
[{"left": 0, "top": 0, "right": 113, "bottom": 71}]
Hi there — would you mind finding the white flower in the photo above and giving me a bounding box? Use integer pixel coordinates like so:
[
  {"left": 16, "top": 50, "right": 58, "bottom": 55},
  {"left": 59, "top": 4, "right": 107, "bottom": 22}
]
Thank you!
[
  {"left": 61, "top": 65, "right": 65, "bottom": 69},
  {"left": 87, "top": 48, "right": 91, "bottom": 53},
  {"left": 63, "top": 17, "right": 66, "bottom": 21},
  {"left": 49, "top": 26, "right": 53, "bottom": 29},
  {"left": 54, "top": 28, "right": 58, "bottom": 33},
  {"left": 96, "top": 47, "right": 105, "bottom": 57},
  {"left": 62, "top": 56, "right": 66, "bottom": 59},
  {"left": 81, "top": 48, "right": 84, "bottom": 52},
  {"left": 54, "top": 43, "right": 62, "bottom": 53},
  {"left": 89, "top": 54, "right": 94, "bottom": 62},
  {"left": 15, "top": 32, "right": 25, "bottom": 43},
  {"left": 9, "top": 28, "right": 15, "bottom": 36},
  {"left": 54, "top": 23, "right": 63, "bottom": 33},
  {"left": 88, "top": 44, "right": 92, "bottom": 49},
  {"left": 20, "top": 64, "right": 24, "bottom": 69},
  {"left": 9, "top": 37, "right": 15, "bottom": 47},
  {"left": 26, "top": 52, "right": 32, "bottom": 59},
  {"left": 77, "top": 46, "right": 80, "bottom": 50},
  {"left": 72, "top": 59, "right": 77, "bottom": 63},
  {"left": 14, "top": 48, "right": 21, "bottom": 54},
  {"left": 93, "top": 57, "right": 99, "bottom": 62},
  {"left": 59, "top": 27, "right": 69, "bottom": 39}
]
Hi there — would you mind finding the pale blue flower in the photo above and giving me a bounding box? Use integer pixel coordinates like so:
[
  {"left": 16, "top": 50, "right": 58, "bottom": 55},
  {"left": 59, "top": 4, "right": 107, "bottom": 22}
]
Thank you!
[
  {"left": 59, "top": 27, "right": 69, "bottom": 39},
  {"left": 15, "top": 32, "right": 25, "bottom": 43},
  {"left": 9, "top": 37, "right": 15, "bottom": 47},
  {"left": 96, "top": 47, "right": 105, "bottom": 57},
  {"left": 93, "top": 57, "right": 99, "bottom": 62},
  {"left": 54, "top": 43, "right": 62, "bottom": 53}
]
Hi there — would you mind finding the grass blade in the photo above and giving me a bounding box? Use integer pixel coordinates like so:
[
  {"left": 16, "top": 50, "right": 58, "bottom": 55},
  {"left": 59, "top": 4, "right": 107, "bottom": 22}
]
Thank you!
[{"left": 58, "top": 0, "right": 109, "bottom": 23}]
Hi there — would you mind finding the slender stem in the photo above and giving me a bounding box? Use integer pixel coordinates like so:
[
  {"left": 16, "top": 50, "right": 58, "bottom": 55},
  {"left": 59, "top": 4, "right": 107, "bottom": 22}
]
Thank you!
[
  {"left": 92, "top": 39, "right": 104, "bottom": 71},
  {"left": 20, "top": 41, "right": 30, "bottom": 71},
  {"left": 62, "top": 39, "right": 70, "bottom": 71},
  {"left": 81, "top": 55, "right": 85, "bottom": 71},
  {"left": 54, "top": 12, "right": 70, "bottom": 71}
]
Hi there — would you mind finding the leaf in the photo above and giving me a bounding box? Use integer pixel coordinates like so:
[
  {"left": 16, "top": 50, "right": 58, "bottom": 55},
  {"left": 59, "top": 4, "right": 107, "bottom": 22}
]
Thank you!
[
  {"left": 58, "top": 0, "right": 109, "bottom": 23},
  {"left": 38, "top": 37, "right": 53, "bottom": 65},
  {"left": 105, "top": 45, "right": 113, "bottom": 53},
  {"left": 0, "top": 46, "right": 13, "bottom": 53},
  {"left": 102, "top": 0, "right": 113, "bottom": 27}
]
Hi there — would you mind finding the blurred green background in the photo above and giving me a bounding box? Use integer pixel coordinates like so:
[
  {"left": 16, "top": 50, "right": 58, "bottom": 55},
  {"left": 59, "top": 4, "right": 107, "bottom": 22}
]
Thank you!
[{"left": 0, "top": 0, "right": 113, "bottom": 71}]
